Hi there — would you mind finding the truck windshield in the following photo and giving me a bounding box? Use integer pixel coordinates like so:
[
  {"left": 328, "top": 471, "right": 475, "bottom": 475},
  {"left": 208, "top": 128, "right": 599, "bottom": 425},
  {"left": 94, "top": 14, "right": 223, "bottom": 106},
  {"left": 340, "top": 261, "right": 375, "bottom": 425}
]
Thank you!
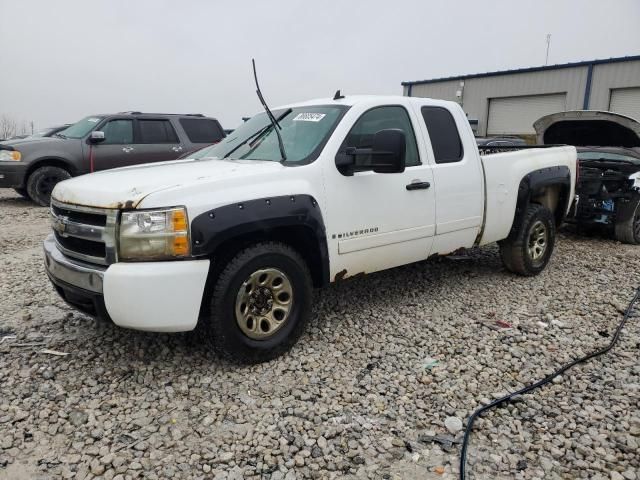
[
  {"left": 58, "top": 117, "right": 104, "bottom": 139},
  {"left": 189, "top": 105, "right": 347, "bottom": 164}
]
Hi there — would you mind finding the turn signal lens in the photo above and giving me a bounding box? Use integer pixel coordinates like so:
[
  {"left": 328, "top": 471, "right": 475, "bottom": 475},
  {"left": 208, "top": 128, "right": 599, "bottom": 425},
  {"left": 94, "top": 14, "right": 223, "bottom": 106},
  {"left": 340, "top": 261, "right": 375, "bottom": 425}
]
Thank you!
[
  {"left": 171, "top": 209, "right": 188, "bottom": 232},
  {"left": 171, "top": 235, "right": 190, "bottom": 256}
]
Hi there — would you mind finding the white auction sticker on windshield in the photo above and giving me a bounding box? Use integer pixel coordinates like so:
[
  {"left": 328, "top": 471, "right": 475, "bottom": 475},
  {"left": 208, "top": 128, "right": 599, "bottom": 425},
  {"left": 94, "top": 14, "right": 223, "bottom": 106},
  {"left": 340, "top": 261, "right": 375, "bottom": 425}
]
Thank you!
[
  {"left": 87, "top": 118, "right": 100, "bottom": 123},
  {"left": 293, "top": 113, "right": 326, "bottom": 122}
]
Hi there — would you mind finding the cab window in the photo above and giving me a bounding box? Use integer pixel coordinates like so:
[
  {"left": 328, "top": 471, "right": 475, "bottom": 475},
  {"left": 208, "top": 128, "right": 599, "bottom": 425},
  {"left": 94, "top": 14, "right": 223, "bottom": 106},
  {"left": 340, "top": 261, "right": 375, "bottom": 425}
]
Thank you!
[
  {"left": 339, "top": 106, "right": 420, "bottom": 168},
  {"left": 421, "top": 106, "right": 463, "bottom": 163}
]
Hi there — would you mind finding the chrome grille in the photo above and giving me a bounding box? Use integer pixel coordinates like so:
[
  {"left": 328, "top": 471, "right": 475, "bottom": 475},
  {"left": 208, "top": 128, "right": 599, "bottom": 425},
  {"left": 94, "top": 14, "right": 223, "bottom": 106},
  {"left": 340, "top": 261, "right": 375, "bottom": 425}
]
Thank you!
[{"left": 50, "top": 200, "right": 118, "bottom": 265}]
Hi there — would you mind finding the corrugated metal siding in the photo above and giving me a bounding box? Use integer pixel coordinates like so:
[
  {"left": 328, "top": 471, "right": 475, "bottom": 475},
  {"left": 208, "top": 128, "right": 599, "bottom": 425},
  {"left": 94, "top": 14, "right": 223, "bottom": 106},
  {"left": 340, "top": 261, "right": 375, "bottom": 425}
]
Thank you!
[
  {"left": 487, "top": 93, "right": 567, "bottom": 135},
  {"left": 405, "top": 59, "right": 640, "bottom": 136},
  {"left": 460, "top": 67, "right": 587, "bottom": 136},
  {"left": 406, "top": 67, "right": 588, "bottom": 136},
  {"left": 609, "top": 87, "right": 640, "bottom": 121},
  {"left": 589, "top": 60, "right": 640, "bottom": 111},
  {"left": 409, "top": 79, "right": 461, "bottom": 103}
]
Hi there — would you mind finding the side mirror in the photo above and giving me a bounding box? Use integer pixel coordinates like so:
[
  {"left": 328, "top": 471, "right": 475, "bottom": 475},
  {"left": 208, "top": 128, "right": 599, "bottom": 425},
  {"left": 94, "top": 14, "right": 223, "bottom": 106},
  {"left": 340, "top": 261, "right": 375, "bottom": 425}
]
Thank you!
[
  {"left": 369, "top": 129, "right": 406, "bottom": 174},
  {"left": 89, "top": 131, "right": 105, "bottom": 144},
  {"left": 335, "top": 128, "right": 406, "bottom": 175}
]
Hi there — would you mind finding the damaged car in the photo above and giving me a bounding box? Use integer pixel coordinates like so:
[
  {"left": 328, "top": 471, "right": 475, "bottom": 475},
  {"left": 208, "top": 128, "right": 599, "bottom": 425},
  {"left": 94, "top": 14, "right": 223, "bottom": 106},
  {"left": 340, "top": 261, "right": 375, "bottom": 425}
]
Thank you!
[{"left": 535, "top": 110, "right": 640, "bottom": 244}]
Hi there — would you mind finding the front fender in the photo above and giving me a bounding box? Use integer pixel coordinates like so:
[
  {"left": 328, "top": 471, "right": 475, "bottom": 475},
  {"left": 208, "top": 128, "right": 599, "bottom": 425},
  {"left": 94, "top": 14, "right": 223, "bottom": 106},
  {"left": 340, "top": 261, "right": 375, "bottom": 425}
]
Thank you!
[{"left": 190, "top": 194, "right": 330, "bottom": 285}]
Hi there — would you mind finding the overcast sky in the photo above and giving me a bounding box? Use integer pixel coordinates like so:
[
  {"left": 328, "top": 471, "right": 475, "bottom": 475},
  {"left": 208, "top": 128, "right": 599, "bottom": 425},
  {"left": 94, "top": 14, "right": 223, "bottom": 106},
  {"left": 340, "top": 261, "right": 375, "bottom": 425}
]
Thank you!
[{"left": 1, "top": 0, "right": 639, "bottom": 131}]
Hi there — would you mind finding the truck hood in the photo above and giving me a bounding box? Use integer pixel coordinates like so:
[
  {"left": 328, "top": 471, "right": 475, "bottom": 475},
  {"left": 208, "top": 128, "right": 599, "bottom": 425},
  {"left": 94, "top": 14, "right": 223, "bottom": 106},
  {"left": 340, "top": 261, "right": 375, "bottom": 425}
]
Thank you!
[
  {"left": 534, "top": 110, "right": 640, "bottom": 147},
  {"left": 1, "top": 136, "right": 65, "bottom": 148},
  {"left": 52, "top": 158, "right": 285, "bottom": 209}
]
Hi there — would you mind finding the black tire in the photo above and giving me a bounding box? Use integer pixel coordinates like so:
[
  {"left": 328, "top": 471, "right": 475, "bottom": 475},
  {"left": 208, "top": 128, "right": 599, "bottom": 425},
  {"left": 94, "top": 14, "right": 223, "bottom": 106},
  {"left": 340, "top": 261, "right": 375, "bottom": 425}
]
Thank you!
[
  {"left": 13, "top": 187, "right": 29, "bottom": 198},
  {"left": 499, "top": 203, "right": 556, "bottom": 276},
  {"left": 26, "top": 166, "right": 71, "bottom": 206},
  {"left": 204, "top": 242, "right": 313, "bottom": 363},
  {"left": 614, "top": 198, "right": 640, "bottom": 244}
]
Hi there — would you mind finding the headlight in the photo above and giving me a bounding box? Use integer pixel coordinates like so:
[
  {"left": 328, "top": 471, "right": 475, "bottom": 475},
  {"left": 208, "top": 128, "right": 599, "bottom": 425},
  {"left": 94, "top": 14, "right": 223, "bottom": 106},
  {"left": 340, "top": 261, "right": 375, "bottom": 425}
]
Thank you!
[
  {"left": 0, "top": 150, "right": 21, "bottom": 161},
  {"left": 118, "top": 207, "right": 190, "bottom": 260}
]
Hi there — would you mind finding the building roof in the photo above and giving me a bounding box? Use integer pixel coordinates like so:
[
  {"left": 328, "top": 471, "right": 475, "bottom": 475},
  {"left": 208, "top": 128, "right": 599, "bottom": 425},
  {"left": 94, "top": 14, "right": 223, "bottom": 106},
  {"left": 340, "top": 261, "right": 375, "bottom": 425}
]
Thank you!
[{"left": 401, "top": 54, "right": 640, "bottom": 87}]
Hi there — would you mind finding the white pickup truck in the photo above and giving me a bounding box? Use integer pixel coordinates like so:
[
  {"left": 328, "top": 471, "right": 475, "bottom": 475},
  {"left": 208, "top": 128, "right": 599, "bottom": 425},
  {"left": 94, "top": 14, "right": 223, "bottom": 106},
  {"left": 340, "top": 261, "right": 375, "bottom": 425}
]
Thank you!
[{"left": 44, "top": 95, "right": 577, "bottom": 362}]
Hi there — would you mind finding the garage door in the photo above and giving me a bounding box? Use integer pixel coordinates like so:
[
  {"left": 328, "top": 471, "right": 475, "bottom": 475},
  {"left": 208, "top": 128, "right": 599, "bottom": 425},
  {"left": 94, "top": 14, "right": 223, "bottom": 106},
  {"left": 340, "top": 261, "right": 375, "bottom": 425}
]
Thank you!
[
  {"left": 487, "top": 93, "right": 567, "bottom": 135},
  {"left": 609, "top": 87, "right": 640, "bottom": 121}
]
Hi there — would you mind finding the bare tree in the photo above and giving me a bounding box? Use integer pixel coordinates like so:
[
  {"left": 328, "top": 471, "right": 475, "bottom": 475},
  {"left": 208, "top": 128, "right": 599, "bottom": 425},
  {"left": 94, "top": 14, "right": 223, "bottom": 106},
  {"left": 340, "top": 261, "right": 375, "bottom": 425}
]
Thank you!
[{"left": 0, "top": 115, "right": 18, "bottom": 140}]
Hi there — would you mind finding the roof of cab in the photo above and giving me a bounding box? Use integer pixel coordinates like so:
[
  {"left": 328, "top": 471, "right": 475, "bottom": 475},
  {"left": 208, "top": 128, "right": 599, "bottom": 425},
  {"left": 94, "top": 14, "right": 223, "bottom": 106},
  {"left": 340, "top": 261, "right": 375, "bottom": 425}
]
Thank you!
[{"left": 280, "top": 94, "right": 457, "bottom": 109}]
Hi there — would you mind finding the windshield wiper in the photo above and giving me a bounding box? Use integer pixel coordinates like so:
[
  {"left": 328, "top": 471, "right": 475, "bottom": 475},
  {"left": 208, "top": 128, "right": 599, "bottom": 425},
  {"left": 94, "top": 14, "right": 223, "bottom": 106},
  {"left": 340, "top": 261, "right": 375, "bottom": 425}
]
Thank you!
[
  {"left": 252, "top": 59, "right": 287, "bottom": 162},
  {"left": 54, "top": 133, "right": 67, "bottom": 139},
  {"left": 223, "top": 108, "right": 292, "bottom": 160}
]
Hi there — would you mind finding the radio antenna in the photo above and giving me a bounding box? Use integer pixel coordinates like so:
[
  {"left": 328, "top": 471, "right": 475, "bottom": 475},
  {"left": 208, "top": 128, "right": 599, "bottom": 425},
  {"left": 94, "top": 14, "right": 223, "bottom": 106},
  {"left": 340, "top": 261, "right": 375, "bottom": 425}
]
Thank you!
[{"left": 252, "top": 59, "right": 287, "bottom": 161}]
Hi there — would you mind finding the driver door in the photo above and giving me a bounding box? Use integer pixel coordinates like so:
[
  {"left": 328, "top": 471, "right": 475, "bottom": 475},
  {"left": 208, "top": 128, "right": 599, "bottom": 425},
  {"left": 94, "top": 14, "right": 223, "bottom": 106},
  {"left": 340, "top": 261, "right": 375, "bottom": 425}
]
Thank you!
[
  {"left": 91, "top": 118, "right": 137, "bottom": 171},
  {"left": 322, "top": 105, "right": 436, "bottom": 279}
]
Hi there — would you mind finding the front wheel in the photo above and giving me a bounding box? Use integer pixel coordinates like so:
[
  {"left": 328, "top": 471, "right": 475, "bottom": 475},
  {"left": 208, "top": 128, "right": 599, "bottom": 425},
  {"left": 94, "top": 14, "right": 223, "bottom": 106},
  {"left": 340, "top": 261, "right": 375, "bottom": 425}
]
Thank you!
[
  {"left": 203, "top": 242, "right": 313, "bottom": 363},
  {"left": 499, "top": 203, "right": 556, "bottom": 276},
  {"left": 614, "top": 197, "right": 640, "bottom": 244},
  {"left": 13, "top": 187, "right": 29, "bottom": 198},
  {"left": 26, "top": 166, "right": 71, "bottom": 206}
]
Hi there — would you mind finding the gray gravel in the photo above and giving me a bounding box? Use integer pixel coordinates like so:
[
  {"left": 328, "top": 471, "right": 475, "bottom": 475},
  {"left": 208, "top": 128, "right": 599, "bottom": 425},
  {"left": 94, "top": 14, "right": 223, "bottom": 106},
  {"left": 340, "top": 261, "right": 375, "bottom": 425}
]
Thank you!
[{"left": 1, "top": 188, "right": 639, "bottom": 480}]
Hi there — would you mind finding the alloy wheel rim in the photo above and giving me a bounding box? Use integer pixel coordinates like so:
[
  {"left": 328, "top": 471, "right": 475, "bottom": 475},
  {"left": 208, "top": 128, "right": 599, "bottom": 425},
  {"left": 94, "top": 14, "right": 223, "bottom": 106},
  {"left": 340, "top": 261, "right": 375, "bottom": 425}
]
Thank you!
[
  {"left": 528, "top": 220, "right": 548, "bottom": 261},
  {"left": 235, "top": 268, "right": 293, "bottom": 340}
]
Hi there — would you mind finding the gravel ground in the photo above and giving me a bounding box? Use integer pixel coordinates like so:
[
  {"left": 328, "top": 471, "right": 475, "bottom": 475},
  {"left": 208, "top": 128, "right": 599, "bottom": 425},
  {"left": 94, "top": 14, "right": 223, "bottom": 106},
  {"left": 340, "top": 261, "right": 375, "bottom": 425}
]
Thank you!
[{"left": 0, "top": 188, "right": 639, "bottom": 480}]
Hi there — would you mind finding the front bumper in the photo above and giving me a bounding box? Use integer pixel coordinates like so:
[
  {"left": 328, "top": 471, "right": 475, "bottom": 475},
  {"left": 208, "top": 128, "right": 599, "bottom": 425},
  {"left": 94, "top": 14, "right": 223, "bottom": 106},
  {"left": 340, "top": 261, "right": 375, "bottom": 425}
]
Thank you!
[
  {"left": 0, "top": 161, "right": 28, "bottom": 188},
  {"left": 44, "top": 234, "right": 210, "bottom": 332}
]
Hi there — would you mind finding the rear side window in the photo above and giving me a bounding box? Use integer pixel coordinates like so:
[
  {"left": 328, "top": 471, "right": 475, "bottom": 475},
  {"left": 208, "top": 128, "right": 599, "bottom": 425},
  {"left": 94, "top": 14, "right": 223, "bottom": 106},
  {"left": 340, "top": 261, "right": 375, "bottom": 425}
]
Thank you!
[
  {"left": 421, "top": 106, "right": 463, "bottom": 163},
  {"left": 179, "top": 118, "right": 224, "bottom": 144},
  {"left": 137, "top": 119, "right": 179, "bottom": 144}
]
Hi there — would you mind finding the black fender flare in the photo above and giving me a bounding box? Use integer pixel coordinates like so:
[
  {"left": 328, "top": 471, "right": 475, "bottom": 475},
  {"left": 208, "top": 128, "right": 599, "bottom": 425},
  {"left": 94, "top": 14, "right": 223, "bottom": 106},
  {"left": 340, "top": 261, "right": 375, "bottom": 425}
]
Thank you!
[
  {"left": 507, "top": 166, "right": 572, "bottom": 239},
  {"left": 190, "top": 194, "right": 330, "bottom": 286}
]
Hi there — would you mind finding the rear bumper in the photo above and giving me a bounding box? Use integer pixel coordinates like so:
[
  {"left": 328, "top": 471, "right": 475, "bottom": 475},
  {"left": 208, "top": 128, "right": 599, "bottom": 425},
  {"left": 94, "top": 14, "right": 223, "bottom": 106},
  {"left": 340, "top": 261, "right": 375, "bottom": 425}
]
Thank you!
[
  {"left": 0, "top": 161, "right": 28, "bottom": 188},
  {"left": 44, "top": 234, "right": 210, "bottom": 332}
]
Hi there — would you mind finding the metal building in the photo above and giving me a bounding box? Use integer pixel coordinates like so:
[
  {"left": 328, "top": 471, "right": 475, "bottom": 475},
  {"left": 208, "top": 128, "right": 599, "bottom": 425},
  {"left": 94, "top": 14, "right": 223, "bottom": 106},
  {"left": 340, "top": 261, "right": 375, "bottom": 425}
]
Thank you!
[{"left": 402, "top": 55, "right": 640, "bottom": 138}]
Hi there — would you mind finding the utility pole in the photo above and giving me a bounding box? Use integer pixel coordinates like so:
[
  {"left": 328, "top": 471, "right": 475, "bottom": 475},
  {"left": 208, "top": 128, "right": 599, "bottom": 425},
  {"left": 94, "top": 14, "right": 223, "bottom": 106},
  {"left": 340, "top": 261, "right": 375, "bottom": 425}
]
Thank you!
[
  {"left": 30, "top": 121, "right": 34, "bottom": 134},
  {"left": 545, "top": 34, "right": 551, "bottom": 66}
]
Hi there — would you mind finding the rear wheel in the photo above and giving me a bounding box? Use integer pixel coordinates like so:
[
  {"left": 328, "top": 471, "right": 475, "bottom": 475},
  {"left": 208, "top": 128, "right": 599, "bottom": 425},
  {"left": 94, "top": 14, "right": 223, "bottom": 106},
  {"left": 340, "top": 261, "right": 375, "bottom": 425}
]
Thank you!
[
  {"left": 203, "top": 242, "right": 313, "bottom": 363},
  {"left": 614, "top": 197, "right": 640, "bottom": 244},
  {"left": 13, "top": 187, "right": 29, "bottom": 198},
  {"left": 499, "top": 203, "right": 556, "bottom": 276},
  {"left": 26, "top": 166, "right": 71, "bottom": 206}
]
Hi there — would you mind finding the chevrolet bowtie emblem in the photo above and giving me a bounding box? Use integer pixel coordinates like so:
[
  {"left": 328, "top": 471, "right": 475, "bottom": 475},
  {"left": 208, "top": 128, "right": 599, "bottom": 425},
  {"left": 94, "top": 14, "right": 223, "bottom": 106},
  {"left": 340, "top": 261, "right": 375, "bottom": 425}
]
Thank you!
[{"left": 53, "top": 215, "right": 69, "bottom": 235}]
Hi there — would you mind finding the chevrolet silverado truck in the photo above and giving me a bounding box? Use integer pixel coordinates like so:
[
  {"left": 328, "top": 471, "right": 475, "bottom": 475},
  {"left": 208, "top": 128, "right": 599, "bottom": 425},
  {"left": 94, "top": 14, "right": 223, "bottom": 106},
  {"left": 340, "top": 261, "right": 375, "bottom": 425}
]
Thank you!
[
  {"left": 0, "top": 112, "right": 225, "bottom": 206},
  {"left": 44, "top": 95, "right": 577, "bottom": 363}
]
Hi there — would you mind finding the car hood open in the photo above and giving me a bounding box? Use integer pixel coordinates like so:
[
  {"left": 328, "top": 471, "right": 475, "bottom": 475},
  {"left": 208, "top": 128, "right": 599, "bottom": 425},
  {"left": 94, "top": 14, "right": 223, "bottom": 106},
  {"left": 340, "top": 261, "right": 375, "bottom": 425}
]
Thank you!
[
  {"left": 52, "top": 157, "right": 285, "bottom": 209},
  {"left": 534, "top": 110, "right": 640, "bottom": 147}
]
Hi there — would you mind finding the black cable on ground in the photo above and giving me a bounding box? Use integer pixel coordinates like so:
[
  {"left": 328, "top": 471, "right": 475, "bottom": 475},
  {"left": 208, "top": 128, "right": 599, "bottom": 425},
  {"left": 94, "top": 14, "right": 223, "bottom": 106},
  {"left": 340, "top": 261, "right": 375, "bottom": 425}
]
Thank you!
[{"left": 459, "top": 287, "right": 640, "bottom": 480}]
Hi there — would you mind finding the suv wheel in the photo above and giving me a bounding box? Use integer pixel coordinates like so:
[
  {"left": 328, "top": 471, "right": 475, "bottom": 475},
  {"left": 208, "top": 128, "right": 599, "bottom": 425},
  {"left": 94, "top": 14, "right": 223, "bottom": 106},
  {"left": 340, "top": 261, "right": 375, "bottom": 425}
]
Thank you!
[
  {"left": 203, "top": 242, "right": 312, "bottom": 363},
  {"left": 499, "top": 203, "right": 556, "bottom": 276},
  {"left": 614, "top": 197, "right": 640, "bottom": 244},
  {"left": 26, "top": 166, "right": 71, "bottom": 206},
  {"left": 13, "top": 187, "right": 29, "bottom": 198}
]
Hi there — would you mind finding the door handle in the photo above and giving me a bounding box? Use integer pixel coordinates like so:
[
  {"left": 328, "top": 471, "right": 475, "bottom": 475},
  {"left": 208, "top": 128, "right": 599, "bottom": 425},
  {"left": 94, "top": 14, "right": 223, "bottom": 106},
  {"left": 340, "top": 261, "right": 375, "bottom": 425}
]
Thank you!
[
  {"left": 406, "top": 181, "right": 431, "bottom": 191},
  {"left": 172, "top": 146, "right": 183, "bottom": 152},
  {"left": 122, "top": 147, "right": 134, "bottom": 153}
]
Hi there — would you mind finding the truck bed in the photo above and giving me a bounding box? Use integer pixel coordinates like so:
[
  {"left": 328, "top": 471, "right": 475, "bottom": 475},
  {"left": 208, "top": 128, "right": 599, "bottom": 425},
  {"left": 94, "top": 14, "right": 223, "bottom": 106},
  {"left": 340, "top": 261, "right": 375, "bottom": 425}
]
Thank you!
[{"left": 479, "top": 146, "right": 577, "bottom": 245}]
